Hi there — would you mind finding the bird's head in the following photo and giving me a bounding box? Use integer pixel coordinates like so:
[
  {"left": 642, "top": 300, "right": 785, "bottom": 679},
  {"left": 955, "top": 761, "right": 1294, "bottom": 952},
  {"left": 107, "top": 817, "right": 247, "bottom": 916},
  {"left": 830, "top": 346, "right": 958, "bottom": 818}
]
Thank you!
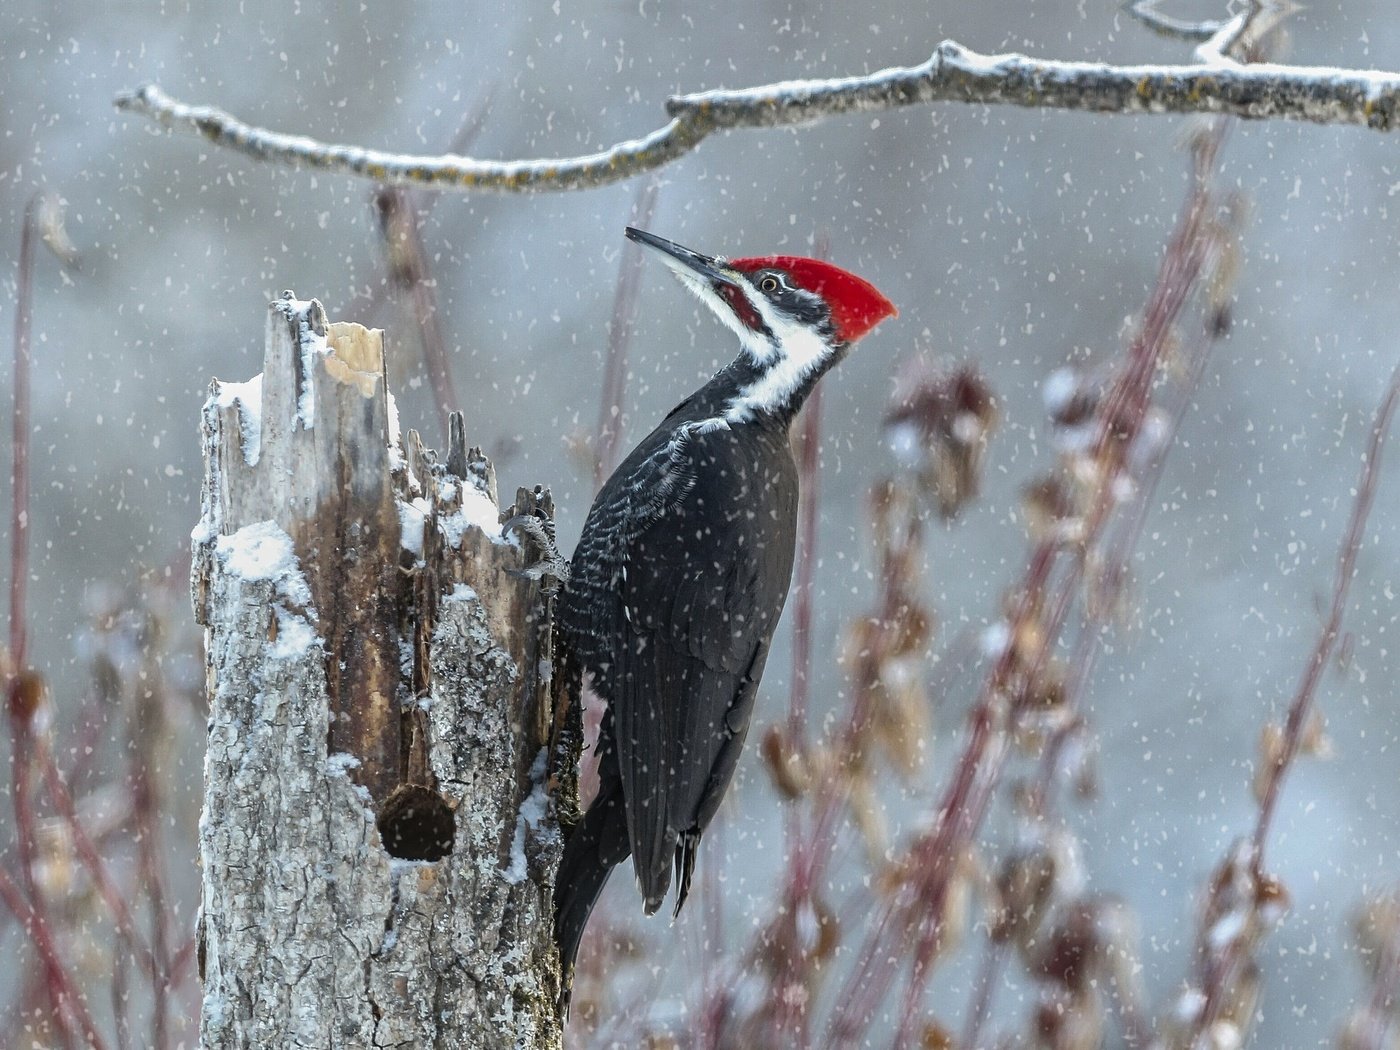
[{"left": 626, "top": 226, "right": 897, "bottom": 421}]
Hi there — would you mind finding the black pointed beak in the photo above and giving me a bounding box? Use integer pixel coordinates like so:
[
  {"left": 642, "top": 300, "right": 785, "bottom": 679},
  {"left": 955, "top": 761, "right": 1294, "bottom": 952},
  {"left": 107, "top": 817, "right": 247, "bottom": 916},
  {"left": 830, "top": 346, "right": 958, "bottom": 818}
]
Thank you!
[{"left": 626, "top": 227, "right": 738, "bottom": 289}]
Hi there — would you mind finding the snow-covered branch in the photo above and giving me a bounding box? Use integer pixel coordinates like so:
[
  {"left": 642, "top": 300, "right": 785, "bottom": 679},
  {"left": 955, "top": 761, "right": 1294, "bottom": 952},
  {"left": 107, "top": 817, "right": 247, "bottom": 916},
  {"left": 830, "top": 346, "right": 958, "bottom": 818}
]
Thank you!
[{"left": 114, "top": 35, "right": 1400, "bottom": 194}]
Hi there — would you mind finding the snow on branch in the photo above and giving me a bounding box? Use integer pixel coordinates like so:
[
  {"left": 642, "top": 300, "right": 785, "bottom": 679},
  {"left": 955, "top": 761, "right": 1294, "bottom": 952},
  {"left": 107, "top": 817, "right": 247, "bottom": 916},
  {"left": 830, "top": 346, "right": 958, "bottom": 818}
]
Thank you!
[{"left": 114, "top": 30, "right": 1400, "bottom": 195}]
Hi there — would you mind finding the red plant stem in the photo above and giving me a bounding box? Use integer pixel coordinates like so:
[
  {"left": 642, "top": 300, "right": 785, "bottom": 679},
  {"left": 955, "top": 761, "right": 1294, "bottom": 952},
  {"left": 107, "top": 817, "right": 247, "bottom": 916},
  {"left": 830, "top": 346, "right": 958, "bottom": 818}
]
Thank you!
[
  {"left": 7, "top": 717, "right": 78, "bottom": 1050},
  {"left": 827, "top": 124, "right": 1227, "bottom": 1048},
  {"left": 766, "top": 387, "right": 822, "bottom": 1049},
  {"left": 367, "top": 91, "right": 496, "bottom": 432},
  {"left": 9, "top": 194, "right": 36, "bottom": 669},
  {"left": 697, "top": 820, "right": 725, "bottom": 1050},
  {"left": 786, "top": 229, "right": 830, "bottom": 751},
  {"left": 0, "top": 866, "right": 108, "bottom": 1050},
  {"left": 37, "top": 746, "right": 159, "bottom": 978},
  {"left": 7, "top": 193, "right": 85, "bottom": 1050},
  {"left": 130, "top": 741, "right": 171, "bottom": 1050},
  {"left": 1365, "top": 923, "right": 1400, "bottom": 1043},
  {"left": 410, "top": 249, "right": 455, "bottom": 434},
  {"left": 888, "top": 134, "right": 1222, "bottom": 1048},
  {"left": 958, "top": 937, "right": 1004, "bottom": 1049},
  {"left": 576, "top": 179, "right": 662, "bottom": 815},
  {"left": 1187, "top": 361, "right": 1400, "bottom": 1042},
  {"left": 788, "top": 383, "right": 822, "bottom": 745},
  {"left": 593, "top": 177, "right": 659, "bottom": 491},
  {"left": 972, "top": 317, "right": 1221, "bottom": 1049},
  {"left": 111, "top": 955, "right": 131, "bottom": 1050},
  {"left": 1251, "top": 365, "right": 1399, "bottom": 859},
  {"left": 168, "top": 929, "right": 198, "bottom": 981}
]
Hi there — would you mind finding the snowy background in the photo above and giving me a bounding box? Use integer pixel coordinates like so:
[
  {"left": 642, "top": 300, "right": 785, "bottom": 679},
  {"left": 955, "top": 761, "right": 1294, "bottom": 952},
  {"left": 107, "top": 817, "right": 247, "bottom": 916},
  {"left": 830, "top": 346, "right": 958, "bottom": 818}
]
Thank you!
[{"left": 3, "top": 0, "right": 1400, "bottom": 1045}]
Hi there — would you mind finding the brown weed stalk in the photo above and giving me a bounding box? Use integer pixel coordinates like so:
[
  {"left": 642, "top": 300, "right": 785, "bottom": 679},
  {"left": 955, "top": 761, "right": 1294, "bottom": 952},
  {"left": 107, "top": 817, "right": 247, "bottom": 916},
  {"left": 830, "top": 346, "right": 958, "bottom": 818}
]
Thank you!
[
  {"left": 1158, "top": 359, "right": 1400, "bottom": 1050},
  {"left": 363, "top": 89, "right": 496, "bottom": 433},
  {"left": 4, "top": 195, "right": 200, "bottom": 1049},
  {"left": 818, "top": 119, "right": 1237, "bottom": 1048}
]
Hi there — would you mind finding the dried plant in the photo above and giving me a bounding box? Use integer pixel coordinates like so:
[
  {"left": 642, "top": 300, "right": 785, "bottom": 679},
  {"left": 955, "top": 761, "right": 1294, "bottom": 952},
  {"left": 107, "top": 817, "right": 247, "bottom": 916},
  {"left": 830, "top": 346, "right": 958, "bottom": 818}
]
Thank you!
[
  {"left": 1337, "top": 887, "right": 1400, "bottom": 1050},
  {"left": 3, "top": 195, "right": 202, "bottom": 1050}
]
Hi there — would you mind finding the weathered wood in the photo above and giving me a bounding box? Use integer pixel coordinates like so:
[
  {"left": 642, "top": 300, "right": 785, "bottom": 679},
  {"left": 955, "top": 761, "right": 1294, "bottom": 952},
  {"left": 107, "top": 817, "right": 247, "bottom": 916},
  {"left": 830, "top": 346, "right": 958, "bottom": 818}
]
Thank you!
[{"left": 191, "top": 294, "right": 567, "bottom": 1049}]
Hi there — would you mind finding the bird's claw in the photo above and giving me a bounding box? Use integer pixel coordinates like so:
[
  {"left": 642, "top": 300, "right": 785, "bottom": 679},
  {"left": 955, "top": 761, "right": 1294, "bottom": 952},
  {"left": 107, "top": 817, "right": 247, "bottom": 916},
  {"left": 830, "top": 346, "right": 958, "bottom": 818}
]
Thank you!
[{"left": 502, "top": 513, "right": 571, "bottom": 593}]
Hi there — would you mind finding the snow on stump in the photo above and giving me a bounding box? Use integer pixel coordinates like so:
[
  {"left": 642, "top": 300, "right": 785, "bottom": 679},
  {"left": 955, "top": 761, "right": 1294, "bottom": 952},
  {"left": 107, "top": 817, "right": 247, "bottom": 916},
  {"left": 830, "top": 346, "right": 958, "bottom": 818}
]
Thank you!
[{"left": 190, "top": 294, "right": 572, "bottom": 1049}]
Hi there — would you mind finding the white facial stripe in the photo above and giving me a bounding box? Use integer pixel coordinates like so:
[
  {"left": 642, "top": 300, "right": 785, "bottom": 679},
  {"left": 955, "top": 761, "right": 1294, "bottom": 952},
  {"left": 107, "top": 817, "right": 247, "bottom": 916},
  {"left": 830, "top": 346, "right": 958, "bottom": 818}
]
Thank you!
[
  {"left": 671, "top": 269, "right": 773, "bottom": 360},
  {"left": 723, "top": 295, "right": 834, "bottom": 422},
  {"left": 665, "top": 263, "right": 837, "bottom": 422}
]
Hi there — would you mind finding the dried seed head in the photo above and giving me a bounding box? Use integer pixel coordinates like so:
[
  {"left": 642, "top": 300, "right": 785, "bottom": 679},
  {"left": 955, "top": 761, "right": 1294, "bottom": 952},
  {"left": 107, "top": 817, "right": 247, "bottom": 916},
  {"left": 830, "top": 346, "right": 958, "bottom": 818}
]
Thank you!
[
  {"left": 759, "top": 724, "right": 810, "bottom": 801},
  {"left": 801, "top": 894, "right": 841, "bottom": 965},
  {"left": 1298, "top": 710, "right": 1333, "bottom": 759},
  {"left": 992, "top": 846, "right": 1058, "bottom": 948},
  {"left": 1025, "top": 896, "right": 1131, "bottom": 995},
  {"left": 848, "top": 777, "right": 891, "bottom": 861},
  {"left": 1254, "top": 722, "right": 1285, "bottom": 803},
  {"left": 1042, "top": 366, "right": 1097, "bottom": 431},
  {"left": 1032, "top": 987, "right": 1104, "bottom": 1050},
  {"left": 1352, "top": 888, "right": 1400, "bottom": 980},
  {"left": 871, "top": 655, "right": 931, "bottom": 779},
  {"left": 1200, "top": 840, "right": 1288, "bottom": 956},
  {"left": 7, "top": 669, "right": 48, "bottom": 727},
  {"left": 1335, "top": 1006, "right": 1396, "bottom": 1050},
  {"left": 1204, "top": 1019, "right": 1246, "bottom": 1050},
  {"left": 1254, "top": 872, "right": 1290, "bottom": 927},
  {"left": 1022, "top": 476, "right": 1084, "bottom": 547},
  {"left": 919, "top": 1020, "right": 954, "bottom": 1049},
  {"left": 32, "top": 818, "right": 78, "bottom": 901},
  {"left": 886, "top": 603, "right": 934, "bottom": 659},
  {"left": 936, "top": 849, "right": 977, "bottom": 962},
  {"left": 1033, "top": 907, "right": 1099, "bottom": 992},
  {"left": 36, "top": 191, "right": 82, "bottom": 269},
  {"left": 884, "top": 359, "right": 998, "bottom": 519}
]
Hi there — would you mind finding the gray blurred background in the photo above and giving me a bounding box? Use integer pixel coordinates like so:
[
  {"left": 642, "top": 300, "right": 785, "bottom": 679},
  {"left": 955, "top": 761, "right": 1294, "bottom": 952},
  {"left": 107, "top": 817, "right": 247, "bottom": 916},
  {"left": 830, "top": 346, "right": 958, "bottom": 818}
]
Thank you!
[{"left": 3, "top": 0, "right": 1399, "bottom": 1045}]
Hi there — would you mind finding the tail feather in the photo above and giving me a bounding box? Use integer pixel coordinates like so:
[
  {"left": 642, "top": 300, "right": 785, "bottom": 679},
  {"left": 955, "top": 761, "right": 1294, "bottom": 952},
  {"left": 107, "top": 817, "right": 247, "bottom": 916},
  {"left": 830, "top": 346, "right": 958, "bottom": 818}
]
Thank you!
[
  {"left": 671, "top": 830, "right": 700, "bottom": 919},
  {"left": 553, "top": 774, "right": 630, "bottom": 1013}
]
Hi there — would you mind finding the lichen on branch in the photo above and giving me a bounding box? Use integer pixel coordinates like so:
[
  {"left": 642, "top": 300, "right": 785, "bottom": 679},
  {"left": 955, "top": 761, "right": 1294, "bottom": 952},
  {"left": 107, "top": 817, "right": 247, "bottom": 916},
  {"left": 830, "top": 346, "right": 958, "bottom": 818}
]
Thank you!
[{"left": 115, "top": 28, "right": 1400, "bottom": 195}]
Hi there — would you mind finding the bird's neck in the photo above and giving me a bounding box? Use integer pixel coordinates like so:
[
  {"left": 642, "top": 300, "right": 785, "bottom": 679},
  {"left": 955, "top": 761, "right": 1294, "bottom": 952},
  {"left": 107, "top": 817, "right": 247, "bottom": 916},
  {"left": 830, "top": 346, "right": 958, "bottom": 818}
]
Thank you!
[{"left": 690, "top": 334, "right": 847, "bottom": 431}]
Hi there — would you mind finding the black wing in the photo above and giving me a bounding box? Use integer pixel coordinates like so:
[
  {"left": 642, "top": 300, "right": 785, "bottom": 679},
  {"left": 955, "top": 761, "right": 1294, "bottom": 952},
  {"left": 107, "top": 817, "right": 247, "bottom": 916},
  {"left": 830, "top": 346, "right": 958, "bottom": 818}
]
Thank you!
[{"left": 562, "top": 418, "right": 797, "bottom": 913}]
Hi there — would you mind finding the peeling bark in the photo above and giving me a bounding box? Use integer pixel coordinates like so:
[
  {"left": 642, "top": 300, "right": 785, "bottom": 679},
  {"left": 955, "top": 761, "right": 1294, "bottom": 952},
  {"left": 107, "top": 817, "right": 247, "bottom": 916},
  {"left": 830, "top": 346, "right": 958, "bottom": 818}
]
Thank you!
[{"left": 191, "top": 294, "right": 572, "bottom": 1049}]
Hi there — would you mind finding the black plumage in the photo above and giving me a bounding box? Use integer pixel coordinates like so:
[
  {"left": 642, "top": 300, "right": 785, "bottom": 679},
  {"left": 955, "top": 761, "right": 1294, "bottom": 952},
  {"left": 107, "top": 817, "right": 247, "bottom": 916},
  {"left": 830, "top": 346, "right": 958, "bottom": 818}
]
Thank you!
[{"left": 551, "top": 228, "right": 895, "bottom": 1005}]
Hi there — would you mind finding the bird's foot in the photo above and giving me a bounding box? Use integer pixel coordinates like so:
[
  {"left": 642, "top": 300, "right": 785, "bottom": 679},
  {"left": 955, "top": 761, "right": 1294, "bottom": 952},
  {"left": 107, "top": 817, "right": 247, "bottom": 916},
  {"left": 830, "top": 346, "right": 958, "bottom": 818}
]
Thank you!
[{"left": 502, "top": 513, "right": 571, "bottom": 593}]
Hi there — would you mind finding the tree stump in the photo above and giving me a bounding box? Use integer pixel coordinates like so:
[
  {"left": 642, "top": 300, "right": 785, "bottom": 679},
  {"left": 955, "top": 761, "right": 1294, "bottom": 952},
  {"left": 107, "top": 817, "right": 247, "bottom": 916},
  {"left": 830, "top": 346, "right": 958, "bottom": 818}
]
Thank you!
[{"left": 190, "top": 294, "right": 572, "bottom": 1049}]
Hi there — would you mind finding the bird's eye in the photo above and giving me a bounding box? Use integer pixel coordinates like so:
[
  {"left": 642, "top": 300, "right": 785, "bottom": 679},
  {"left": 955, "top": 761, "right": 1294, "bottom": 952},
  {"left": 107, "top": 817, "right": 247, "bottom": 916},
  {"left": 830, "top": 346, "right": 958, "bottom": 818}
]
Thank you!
[{"left": 759, "top": 276, "right": 780, "bottom": 293}]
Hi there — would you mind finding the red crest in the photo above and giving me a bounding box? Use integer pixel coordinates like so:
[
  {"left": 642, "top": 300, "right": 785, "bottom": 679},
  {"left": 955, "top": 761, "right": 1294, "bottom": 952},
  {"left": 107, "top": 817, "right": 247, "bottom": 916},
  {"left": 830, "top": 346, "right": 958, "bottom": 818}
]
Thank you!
[{"left": 729, "top": 255, "right": 897, "bottom": 343}]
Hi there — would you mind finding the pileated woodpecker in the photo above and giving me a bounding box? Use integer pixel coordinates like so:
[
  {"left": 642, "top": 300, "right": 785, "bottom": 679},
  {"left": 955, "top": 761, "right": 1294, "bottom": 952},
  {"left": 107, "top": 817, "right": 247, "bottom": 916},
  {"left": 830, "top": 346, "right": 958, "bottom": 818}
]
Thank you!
[{"left": 553, "top": 227, "right": 896, "bottom": 1002}]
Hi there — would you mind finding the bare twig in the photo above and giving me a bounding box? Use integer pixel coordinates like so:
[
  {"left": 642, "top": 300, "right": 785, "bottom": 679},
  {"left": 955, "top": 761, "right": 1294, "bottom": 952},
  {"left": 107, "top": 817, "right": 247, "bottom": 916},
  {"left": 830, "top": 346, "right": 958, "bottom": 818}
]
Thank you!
[
  {"left": 1361, "top": 917, "right": 1400, "bottom": 1046},
  {"left": 35, "top": 749, "right": 159, "bottom": 980},
  {"left": 1164, "top": 360, "right": 1400, "bottom": 1047},
  {"left": 822, "top": 117, "right": 1232, "bottom": 1048},
  {"left": 132, "top": 754, "right": 170, "bottom": 1050},
  {"left": 1251, "top": 365, "right": 1399, "bottom": 859},
  {"left": 960, "top": 162, "right": 1239, "bottom": 1048},
  {"left": 1159, "top": 346, "right": 1400, "bottom": 1050},
  {"left": 373, "top": 188, "right": 456, "bottom": 433},
  {"left": 114, "top": 33, "right": 1400, "bottom": 195},
  {"left": 8, "top": 194, "right": 37, "bottom": 670},
  {"left": 593, "top": 178, "right": 660, "bottom": 491},
  {"left": 368, "top": 89, "right": 497, "bottom": 433},
  {"left": 7, "top": 191, "right": 85, "bottom": 1050},
  {"left": 786, "top": 386, "right": 821, "bottom": 749},
  {"left": 0, "top": 866, "right": 108, "bottom": 1050},
  {"left": 785, "top": 230, "right": 831, "bottom": 750}
]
